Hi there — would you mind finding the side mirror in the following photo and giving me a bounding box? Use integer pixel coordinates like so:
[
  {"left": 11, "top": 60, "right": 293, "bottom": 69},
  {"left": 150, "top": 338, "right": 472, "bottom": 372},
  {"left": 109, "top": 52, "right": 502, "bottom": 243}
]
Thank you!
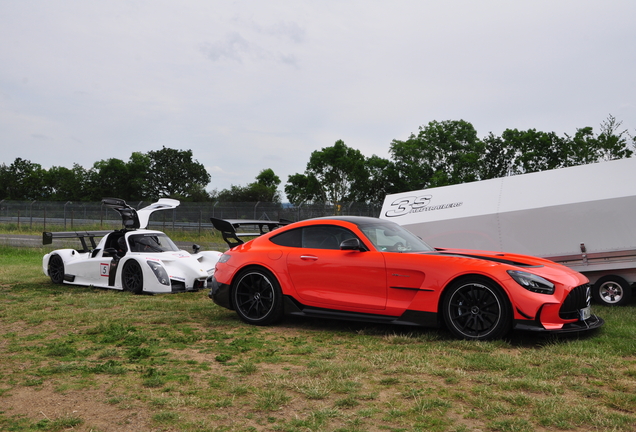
[
  {"left": 340, "top": 238, "right": 363, "bottom": 251},
  {"left": 104, "top": 247, "right": 120, "bottom": 259},
  {"left": 193, "top": 244, "right": 201, "bottom": 254}
]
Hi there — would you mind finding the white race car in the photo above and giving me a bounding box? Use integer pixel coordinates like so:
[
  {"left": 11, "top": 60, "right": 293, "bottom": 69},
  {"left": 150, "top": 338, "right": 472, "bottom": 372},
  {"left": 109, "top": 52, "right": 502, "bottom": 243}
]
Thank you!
[{"left": 42, "top": 198, "right": 223, "bottom": 294}]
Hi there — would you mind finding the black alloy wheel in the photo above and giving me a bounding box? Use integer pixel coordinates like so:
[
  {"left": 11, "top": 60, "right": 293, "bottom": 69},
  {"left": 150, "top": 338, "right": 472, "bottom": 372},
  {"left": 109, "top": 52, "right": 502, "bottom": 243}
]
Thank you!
[
  {"left": 443, "top": 277, "right": 511, "bottom": 340},
  {"left": 233, "top": 268, "right": 283, "bottom": 325},
  {"left": 48, "top": 254, "right": 65, "bottom": 284},
  {"left": 122, "top": 260, "right": 144, "bottom": 294}
]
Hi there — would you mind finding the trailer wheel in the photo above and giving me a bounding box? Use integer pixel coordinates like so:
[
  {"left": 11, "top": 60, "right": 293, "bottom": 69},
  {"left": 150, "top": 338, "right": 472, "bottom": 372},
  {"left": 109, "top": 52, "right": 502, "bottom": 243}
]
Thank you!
[{"left": 592, "top": 275, "right": 632, "bottom": 306}]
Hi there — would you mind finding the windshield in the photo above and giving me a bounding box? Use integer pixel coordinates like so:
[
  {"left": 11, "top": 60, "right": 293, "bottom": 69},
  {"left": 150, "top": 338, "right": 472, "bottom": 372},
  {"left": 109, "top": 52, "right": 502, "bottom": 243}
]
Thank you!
[
  {"left": 128, "top": 233, "right": 180, "bottom": 253},
  {"left": 357, "top": 220, "right": 435, "bottom": 253}
]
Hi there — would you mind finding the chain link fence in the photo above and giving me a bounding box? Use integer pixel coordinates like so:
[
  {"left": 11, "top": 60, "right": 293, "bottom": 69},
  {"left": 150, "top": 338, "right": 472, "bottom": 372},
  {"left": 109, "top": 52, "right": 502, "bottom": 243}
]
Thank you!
[{"left": 0, "top": 200, "right": 383, "bottom": 232}]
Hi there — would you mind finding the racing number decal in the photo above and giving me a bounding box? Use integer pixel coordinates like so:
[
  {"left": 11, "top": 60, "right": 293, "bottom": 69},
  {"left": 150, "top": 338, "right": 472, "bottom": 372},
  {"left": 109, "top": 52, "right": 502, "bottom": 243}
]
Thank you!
[
  {"left": 100, "top": 263, "right": 110, "bottom": 277},
  {"left": 384, "top": 195, "right": 432, "bottom": 217}
]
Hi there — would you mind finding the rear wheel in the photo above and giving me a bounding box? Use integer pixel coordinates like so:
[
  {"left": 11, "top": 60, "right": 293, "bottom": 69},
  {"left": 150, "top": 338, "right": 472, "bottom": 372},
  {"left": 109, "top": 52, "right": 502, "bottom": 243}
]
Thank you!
[
  {"left": 122, "top": 260, "right": 144, "bottom": 294},
  {"left": 593, "top": 275, "right": 632, "bottom": 306},
  {"left": 443, "top": 277, "right": 511, "bottom": 340},
  {"left": 233, "top": 268, "right": 283, "bottom": 325},
  {"left": 48, "top": 254, "right": 65, "bottom": 284}
]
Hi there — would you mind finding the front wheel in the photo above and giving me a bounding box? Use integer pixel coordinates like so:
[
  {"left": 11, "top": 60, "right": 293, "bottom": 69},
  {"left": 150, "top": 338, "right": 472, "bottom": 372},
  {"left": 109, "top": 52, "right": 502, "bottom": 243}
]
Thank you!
[
  {"left": 443, "top": 277, "right": 511, "bottom": 340},
  {"left": 232, "top": 268, "right": 283, "bottom": 325},
  {"left": 592, "top": 275, "right": 632, "bottom": 306},
  {"left": 122, "top": 260, "right": 144, "bottom": 294},
  {"left": 48, "top": 254, "right": 65, "bottom": 284}
]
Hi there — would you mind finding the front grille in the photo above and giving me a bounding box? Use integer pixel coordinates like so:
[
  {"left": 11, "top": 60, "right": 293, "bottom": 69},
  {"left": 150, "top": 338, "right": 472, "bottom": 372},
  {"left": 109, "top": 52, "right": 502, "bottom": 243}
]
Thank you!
[
  {"left": 171, "top": 280, "right": 186, "bottom": 292},
  {"left": 559, "top": 284, "right": 591, "bottom": 320}
]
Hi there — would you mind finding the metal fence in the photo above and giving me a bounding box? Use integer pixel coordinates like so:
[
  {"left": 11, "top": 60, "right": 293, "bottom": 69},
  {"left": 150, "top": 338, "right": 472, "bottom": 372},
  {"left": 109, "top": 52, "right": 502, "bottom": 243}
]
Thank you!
[{"left": 0, "top": 200, "right": 383, "bottom": 232}]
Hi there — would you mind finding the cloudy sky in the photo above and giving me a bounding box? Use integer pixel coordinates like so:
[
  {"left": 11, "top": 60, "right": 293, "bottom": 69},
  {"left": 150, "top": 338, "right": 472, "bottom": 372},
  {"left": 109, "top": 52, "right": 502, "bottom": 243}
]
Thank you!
[{"left": 1, "top": 1, "right": 634, "bottom": 199}]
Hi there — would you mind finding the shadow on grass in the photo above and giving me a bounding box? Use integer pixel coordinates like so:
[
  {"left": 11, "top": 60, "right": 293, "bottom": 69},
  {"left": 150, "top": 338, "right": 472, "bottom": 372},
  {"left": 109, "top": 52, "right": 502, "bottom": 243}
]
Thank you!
[{"left": 240, "top": 312, "right": 607, "bottom": 349}]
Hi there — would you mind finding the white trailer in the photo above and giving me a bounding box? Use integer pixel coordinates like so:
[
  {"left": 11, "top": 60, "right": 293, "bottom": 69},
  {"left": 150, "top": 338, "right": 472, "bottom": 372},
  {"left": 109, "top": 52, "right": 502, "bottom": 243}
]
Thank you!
[{"left": 380, "top": 157, "right": 636, "bottom": 306}]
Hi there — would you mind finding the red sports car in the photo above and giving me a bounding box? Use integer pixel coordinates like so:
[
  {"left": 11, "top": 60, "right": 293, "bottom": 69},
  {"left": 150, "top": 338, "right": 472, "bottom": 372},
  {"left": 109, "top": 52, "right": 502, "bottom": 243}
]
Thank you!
[{"left": 209, "top": 216, "right": 603, "bottom": 340}]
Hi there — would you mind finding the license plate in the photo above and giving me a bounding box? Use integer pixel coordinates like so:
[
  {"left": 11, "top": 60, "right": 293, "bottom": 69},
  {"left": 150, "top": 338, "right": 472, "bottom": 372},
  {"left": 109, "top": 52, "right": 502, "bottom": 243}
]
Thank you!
[{"left": 579, "top": 306, "right": 591, "bottom": 320}]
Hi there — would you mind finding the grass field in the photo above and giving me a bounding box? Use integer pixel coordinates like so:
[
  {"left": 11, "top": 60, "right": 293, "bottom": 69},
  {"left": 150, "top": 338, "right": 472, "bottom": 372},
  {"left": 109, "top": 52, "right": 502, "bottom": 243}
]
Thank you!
[{"left": 1, "top": 244, "right": 635, "bottom": 432}]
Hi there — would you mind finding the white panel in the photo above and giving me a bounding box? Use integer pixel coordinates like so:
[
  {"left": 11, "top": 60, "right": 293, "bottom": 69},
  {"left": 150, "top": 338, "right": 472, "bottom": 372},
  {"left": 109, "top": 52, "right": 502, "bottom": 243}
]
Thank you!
[{"left": 382, "top": 158, "right": 636, "bottom": 257}]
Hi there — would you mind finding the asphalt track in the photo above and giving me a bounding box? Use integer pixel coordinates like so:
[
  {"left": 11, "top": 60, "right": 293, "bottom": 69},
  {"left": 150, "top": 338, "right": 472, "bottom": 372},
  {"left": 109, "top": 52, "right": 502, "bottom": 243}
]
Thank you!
[{"left": 0, "top": 234, "right": 42, "bottom": 248}]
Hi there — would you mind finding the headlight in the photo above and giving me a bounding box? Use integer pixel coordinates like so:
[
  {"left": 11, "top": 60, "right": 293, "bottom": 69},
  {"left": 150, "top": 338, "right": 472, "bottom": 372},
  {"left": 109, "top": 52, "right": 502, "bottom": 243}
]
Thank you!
[
  {"left": 146, "top": 260, "right": 170, "bottom": 286},
  {"left": 218, "top": 253, "right": 231, "bottom": 263},
  {"left": 507, "top": 270, "right": 555, "bottom": 294}
]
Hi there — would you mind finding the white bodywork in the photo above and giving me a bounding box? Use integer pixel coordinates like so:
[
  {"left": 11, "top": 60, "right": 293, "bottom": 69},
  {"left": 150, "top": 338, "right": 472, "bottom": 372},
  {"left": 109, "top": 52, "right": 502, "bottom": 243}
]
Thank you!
[
  {"left": 42, "top": 199, "right": 222, "bottom": 294},
  {"left": 380, "top": 158, "right": 636, "bottom": 288}
]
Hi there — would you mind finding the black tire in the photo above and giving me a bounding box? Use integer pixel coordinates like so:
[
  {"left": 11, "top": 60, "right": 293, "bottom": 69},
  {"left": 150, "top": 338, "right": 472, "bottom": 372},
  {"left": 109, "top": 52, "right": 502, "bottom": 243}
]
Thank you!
[
  {"left": 442, "top": 277, "right": 511, "bottom": 340},
  {"left": 592, "top": 275, "right": 632, "bottom": 306},
  {"left": 48, "top": 254, "right": 65, "bottom": 284},
  {"left": 232, "top": 268, "right": 283, "bottom": 325},
  {"left": 122, "top": 260, "right": 144, "bottom": 294}
]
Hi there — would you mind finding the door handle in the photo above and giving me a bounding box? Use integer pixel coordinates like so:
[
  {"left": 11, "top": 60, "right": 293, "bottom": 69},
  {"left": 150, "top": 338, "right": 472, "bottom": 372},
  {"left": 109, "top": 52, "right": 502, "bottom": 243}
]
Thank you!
[{"left": 300, "top": 255, "right": 318, "bottom": 261}]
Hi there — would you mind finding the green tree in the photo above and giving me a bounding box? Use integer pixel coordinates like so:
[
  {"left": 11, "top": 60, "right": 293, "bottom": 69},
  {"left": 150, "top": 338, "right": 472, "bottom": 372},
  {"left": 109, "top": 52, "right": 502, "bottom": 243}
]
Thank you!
[
  {"left": 47, "top": 153, "right": 150, "bottom": 202},
  {"left": 45, "top": 164, "right": 89, "bottom": 201},
  {"left": 216, "top": 185, "right": 250, "bottom": 202},
  {"left": 0, "top": 163, "right": 9, "bottom": 200},
  {"left": 255, "top": 169, "right": 280, "bottom": 190},
  {"left": 184, "top": 184, "right": 212, "bottom": 202},
  {"left": 0, "top": 158, "right": 47, "bottom": 200},
  {"left": 594, "top": 114, "right": 634, "bottom": 161},
  {"left": 284, "top": 173, "right": 323, "bottom": 205},
  {"left": 500, "top": 128, "right": 566, "bottom": 174},
  {"left": 125, "top": 152, "right": 152, "bottom": 201},
  {"left": 478, "top": 132, "right": 516, "bottom": 179},
  {"left": 563, "top": 126, "right": 598, "bottom": 167},
  {"left": 359, "top": 155, "right": 400, "bottom": 203},
  {"left": 285, "top": 140, "right": 369, "bottom": 208},
  {"left": 389, "top": 120, "right": 483, "bottom": 190},
  {"left": 252, "top": 168, "right": 282, "bottom": 202},
  {"left": 499, "top": 117, "right": 633, "bottom": 176},
  {"left": 217, "top": 169, "right": 282, "bottom": 202},
  {"left": 86, "top": 158, "right": 130, "bottom": 200},
  {"left": 145, "top": 147, "right": 211, "bottom": 200}
]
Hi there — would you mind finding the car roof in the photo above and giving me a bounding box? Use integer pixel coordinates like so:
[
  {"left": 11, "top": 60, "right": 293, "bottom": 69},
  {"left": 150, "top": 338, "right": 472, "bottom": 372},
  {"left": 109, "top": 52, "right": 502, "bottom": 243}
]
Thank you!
[{"left": 307, "top": 216, "right": 394, "bottom": 227}]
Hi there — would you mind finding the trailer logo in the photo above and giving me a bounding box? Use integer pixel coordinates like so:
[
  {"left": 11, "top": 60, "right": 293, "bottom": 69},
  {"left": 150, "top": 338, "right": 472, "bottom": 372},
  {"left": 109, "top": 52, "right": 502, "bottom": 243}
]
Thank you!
[{"left": 384, "top": 195, "right": 463, "bottom": 217}]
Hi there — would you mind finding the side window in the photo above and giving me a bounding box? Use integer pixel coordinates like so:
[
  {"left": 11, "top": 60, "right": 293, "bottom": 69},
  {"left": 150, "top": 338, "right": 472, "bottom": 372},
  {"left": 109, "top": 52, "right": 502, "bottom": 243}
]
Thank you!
[
  {"left": 117, "top": 236, "right": 128, "bottom": 253},
  {"left": 301, "top": 226, "right": 358, "bottom": 250},
  {"left": 105, "top": 234, "right": 126, "bottom": 253},
  {"left": 269, "top": 225, "right": 362, "bottom": 250},
  {"left": 270, "top": 228, "right": 302, "bottom": 247}
]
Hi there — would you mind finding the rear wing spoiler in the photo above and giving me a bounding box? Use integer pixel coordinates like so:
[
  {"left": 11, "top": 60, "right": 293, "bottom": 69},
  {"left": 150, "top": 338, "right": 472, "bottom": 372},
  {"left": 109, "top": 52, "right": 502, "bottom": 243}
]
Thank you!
[
  {"left": 210, "top": 218, "right": 292, "bottom": 248},
  {"left": 43, "top": 230, "right": 112, "bottom": 252}
]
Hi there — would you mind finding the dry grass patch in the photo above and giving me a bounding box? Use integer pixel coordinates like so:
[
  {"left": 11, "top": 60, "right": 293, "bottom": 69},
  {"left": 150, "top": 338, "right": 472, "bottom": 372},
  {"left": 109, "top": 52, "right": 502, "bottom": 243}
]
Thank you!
[{"left": 1, "top": 245, "right": 636, "bottom": 431}]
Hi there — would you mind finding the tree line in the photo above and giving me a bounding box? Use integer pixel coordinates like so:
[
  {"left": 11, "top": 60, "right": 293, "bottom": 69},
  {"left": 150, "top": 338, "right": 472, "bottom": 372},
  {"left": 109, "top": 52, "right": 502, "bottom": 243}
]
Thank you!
[
  {"left": 1, "top": 116, "right": 633, "bottom": 204},
  {"left": 285, "top": 116, "right": 634, "bottom": 205},
  {"left": 0, "top": 147, "right": 211, "bottom": 202}
]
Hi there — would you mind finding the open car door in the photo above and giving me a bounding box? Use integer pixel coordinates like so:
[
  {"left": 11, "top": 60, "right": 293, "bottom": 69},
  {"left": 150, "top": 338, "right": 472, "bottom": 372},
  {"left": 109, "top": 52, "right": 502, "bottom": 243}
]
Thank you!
[{"left": 102, "top": 198, "right": 180, "bottom": 229}]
